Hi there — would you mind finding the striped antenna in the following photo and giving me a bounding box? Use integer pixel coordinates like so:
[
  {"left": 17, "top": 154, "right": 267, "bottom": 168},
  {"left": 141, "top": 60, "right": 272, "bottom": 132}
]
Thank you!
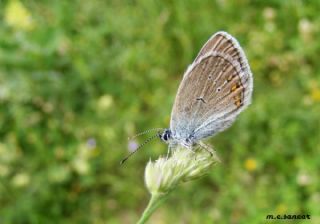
[
  {"left": 128, "top": 128, "right": 164, "bottom": 140},
  {"left": 121, "top": 132, "right": 161, "bottom": 165}
]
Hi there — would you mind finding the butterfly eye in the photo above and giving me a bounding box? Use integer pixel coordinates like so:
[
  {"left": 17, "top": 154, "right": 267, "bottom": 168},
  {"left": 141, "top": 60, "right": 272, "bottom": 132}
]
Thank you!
[
  {"left": 163, "top": 134, "right": 168, "bottom": 141},
  {"left": 162, "top": 130, "right": 171, "bottom": 141}
]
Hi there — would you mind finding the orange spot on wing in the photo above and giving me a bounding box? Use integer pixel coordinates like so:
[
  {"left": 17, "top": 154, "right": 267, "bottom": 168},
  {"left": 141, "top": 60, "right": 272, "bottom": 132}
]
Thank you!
[{"left": 235, "top": 100, "right": 242, "bottom": 107}]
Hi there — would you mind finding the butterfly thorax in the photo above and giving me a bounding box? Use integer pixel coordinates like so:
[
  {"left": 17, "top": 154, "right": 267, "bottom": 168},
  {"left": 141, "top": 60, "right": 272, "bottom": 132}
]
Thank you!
[{"left": 159, "top": 128, "right": 196, "bottom": 149}]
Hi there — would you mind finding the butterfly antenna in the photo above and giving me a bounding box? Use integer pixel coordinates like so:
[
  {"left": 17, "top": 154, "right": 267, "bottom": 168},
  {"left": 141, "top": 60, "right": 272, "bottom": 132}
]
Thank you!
[
  {"left": 128, "top": 128, "right": 164, "bottom": 140},
  {"left": 121, "top": 133, "right": 160, "bottom": 165}
]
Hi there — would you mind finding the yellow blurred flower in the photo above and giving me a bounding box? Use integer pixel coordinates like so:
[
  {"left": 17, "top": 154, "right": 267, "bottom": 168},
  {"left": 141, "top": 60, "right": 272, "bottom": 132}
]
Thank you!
[
  {"left": 296, "top": 172, "right": 311, "bottom": 186},
  {"left": 4, "top": 0, "right": 34, "bottom": 31},
  {"left": 12, "top": 173, "right": 30, "bottom": 188},
  {"left": 298, "top": 18, "right": 313, "bottom": 42},
  {"left": 72, "top": 144, "right": 91, "bottom": 175},
  {"left": 244, "top": 158, "right": 257, "bottom": 172},
  {"left": 276, "top": 203, "right": 287, "bottom": 214},
  {"left": 0, "top": 164, "right": 9, "bottom": 177},
  {"left": 97, "top": 95, "right": 113, "bottom": 111},
  {"left": 311, "top": 87, "right": 320, "bottom": 102},
  {"left": 263, "top": 7, "right": 276, "bottom": 21},
  {"left": 73, "top": 158, "right": 90, "bottom": 175}
]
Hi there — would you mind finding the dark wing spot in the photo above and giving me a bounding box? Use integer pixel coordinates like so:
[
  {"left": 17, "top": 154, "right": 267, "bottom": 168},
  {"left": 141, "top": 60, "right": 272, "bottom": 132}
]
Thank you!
[
  {"left": 184, "top": 106, "right": 191, "bottom": 112},
  {"left": 196, "top": 97, "right": 206, "bottom": 103}
]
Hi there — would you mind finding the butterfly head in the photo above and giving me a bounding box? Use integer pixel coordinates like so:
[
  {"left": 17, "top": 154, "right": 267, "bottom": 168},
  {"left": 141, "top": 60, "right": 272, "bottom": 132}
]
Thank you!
[{"left": 159, "top": 129, "right": 172, "bottom": 143}]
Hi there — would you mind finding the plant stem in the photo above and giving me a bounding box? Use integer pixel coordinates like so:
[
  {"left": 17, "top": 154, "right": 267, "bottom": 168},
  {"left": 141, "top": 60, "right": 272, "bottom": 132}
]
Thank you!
[{"left": 137, "top": 192, "right": 170, "bottom": 224}]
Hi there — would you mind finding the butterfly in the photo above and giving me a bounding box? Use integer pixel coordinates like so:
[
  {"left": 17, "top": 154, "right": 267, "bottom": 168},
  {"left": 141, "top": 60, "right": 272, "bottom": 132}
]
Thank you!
[{"left": 122, "top": 31, "right": 253, "bottom": 164}]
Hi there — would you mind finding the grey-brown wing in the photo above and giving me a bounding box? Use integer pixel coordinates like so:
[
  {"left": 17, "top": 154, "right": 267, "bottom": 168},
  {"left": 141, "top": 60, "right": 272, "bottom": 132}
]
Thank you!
[
  {"left": 170, "top": 32, "right": 253, "bottom": 140},
  {"left": 194, "top": 31, "right": 249, "bottom": 72}
]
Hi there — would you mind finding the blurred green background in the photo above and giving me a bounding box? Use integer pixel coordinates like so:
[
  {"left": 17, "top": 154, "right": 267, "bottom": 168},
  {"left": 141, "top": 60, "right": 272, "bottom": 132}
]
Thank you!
[{"left": 0, "top": 0, "right": 320, "bottom": 223}]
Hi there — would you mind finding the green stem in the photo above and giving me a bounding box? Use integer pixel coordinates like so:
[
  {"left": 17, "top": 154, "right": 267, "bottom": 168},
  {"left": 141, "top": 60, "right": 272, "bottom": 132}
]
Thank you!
[{"left": 137, "top": 192, "right": 170, "bottom": 224}]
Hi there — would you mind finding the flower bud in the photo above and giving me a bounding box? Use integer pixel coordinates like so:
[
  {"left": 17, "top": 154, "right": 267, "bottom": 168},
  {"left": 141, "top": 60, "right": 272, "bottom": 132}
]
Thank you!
[{"left": 144, "top": 146, "right": 219, "bottom": 195}]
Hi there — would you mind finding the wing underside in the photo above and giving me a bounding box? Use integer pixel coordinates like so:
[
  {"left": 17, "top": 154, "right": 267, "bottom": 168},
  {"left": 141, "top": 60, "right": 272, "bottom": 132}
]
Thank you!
[{"left": 170, "top": 32, "right": 253, "bottom": 140}]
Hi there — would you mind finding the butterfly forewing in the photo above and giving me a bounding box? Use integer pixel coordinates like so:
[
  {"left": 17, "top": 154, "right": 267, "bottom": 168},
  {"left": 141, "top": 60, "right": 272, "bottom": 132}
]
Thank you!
[
  {"left": 170, "top": 32, "right": 253, "bottom": 140},
  {"left": 194, "top": 31, "right": 250, "bottom": 74}
]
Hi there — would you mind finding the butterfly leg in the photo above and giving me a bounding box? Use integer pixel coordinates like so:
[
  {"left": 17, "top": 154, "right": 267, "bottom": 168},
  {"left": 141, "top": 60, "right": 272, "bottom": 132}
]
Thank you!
[
  {"left": 166, "top": 146, "right": 171, "bottom": 159},
  {"left": 198, "top": 141, "right": 221, "bottom": 162},
  {"left": 166, "top": 143, "right": 175, "bottom": 159}
]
